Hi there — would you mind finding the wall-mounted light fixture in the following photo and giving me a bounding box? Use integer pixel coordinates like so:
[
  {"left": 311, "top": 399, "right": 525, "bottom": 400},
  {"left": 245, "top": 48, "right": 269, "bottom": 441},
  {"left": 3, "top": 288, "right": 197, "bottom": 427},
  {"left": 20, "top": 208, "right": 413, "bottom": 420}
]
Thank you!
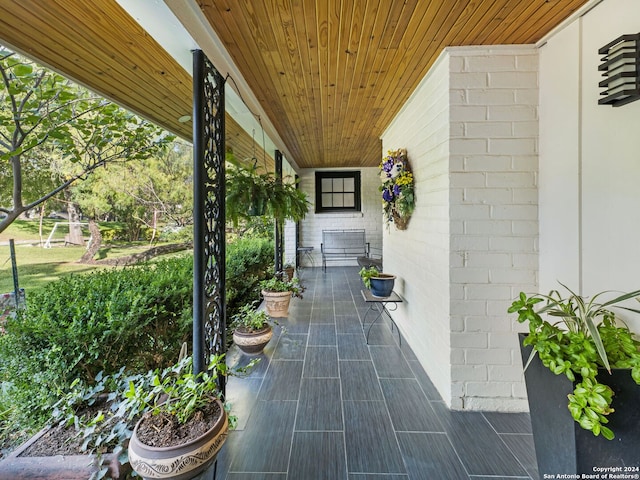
[{"left": 598, "top": 33, "right": 640, "bottom": 107}]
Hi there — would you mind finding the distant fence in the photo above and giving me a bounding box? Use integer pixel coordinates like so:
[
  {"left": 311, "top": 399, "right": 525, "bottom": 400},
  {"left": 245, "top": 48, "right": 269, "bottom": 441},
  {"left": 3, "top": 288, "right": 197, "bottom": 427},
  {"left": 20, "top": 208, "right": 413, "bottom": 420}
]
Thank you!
[{"left": 0, "top": 289, "right": 25, "bottom": 331}]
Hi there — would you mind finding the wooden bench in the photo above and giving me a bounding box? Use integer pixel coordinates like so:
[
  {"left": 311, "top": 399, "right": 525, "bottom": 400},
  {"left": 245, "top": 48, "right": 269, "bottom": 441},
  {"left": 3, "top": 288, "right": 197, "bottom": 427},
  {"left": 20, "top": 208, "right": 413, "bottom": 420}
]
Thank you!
[{"left": 321, "top": 229, "right": 370, "bottom": 271}]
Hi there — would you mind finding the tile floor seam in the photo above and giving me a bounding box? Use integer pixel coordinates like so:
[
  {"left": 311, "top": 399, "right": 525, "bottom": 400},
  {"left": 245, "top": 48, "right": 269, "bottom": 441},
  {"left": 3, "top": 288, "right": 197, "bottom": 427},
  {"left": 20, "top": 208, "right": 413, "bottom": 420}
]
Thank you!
[
  {"left": 220, "top": 267, "right": 536, "bottom": 480},
  {"left": 365, "top": 300, "right": 412, "bottom": 479},
  {"left": 335, "top": 272, "right": 351, "bottom": 479}
]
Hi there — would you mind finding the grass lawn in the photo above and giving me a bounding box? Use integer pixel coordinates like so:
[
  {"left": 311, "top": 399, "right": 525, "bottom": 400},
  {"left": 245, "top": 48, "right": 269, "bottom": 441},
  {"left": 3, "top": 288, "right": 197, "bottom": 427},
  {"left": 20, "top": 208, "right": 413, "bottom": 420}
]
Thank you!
[
  {"left": 0, "top": 220, "right": 178, "bottom": 293},
  {"left": 0, "top": 218, "right": 79, "bottom": 244}
]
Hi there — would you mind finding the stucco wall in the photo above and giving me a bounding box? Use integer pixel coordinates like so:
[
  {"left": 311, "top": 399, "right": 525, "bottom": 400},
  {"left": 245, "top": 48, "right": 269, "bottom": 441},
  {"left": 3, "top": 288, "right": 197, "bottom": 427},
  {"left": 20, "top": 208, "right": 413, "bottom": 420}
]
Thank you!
[{"left": 539, "top": 0, "right": 640, "bottom": 333}]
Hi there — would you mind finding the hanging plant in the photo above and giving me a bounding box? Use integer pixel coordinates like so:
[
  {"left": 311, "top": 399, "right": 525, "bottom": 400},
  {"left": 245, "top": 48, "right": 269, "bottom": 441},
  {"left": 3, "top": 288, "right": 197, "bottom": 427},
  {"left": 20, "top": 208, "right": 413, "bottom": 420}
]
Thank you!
[
  {"left": 225, "top": 155, "right": 309, "bottom": 226},
  {"left": 379, "top": 148, "right": 415, "bottom": 230}
]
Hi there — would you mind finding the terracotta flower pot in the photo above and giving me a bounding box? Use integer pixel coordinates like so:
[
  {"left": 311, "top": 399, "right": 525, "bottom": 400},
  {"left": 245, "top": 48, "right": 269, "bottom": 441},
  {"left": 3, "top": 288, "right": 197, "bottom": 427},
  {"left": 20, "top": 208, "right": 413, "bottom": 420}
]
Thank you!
[
  {"left": 128, "top": 399, "right": 228, "bottom": 480},
  {"left": 233, "top": 324, "right": 273, "bottom": 355},
  {"left": 261, "top": 290, "right": 292, "bottom": 318},
  {"left": 284, "top": 266, "right": 295, "bottom": 281}
]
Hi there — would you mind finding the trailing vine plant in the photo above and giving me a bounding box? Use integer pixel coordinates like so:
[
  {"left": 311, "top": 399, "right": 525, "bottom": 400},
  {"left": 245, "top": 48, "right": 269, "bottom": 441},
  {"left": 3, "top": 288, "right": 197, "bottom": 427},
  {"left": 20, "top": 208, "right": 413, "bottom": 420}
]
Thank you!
[{"left": 508, "top": 284, "right": 640, "bottom": 440}]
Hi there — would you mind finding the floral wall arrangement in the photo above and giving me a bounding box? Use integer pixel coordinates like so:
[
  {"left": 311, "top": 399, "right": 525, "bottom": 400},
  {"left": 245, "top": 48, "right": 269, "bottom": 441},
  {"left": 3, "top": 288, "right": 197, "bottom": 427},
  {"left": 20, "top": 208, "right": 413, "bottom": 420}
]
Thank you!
[{"left": 380, "top": 148, "right": 415, "bottom": 230}]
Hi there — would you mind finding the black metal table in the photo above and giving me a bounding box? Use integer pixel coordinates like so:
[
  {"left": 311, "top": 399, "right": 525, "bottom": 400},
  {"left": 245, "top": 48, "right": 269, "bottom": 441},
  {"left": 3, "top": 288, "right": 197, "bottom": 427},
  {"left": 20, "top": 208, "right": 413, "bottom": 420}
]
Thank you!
[
  {"left": 297, "top": 246, "right": 315, "bottom": 267},
  {"left": 361, "top": 289, "right": 403, "bottom": 346}
]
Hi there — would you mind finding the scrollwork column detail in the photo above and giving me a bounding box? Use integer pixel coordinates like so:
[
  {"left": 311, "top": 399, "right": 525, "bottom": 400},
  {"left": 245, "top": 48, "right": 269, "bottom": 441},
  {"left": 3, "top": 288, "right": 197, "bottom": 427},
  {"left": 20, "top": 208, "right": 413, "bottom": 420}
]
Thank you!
[{"left": 193, "top": 50, "right": 226, "bottom": 394}]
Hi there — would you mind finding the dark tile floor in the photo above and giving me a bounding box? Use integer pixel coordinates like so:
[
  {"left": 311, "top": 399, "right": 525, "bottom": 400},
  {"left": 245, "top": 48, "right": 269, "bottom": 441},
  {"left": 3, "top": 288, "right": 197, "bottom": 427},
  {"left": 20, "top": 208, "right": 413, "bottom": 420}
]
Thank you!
[{"left": 214, "top": 267, "right": 539, "bottom": 480}]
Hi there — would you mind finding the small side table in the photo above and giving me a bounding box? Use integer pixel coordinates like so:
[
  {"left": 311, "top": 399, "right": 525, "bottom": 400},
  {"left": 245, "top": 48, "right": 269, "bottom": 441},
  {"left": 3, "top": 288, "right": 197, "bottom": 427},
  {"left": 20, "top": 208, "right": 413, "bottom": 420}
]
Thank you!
[
  {"left": 361, "top": 289, "right": 403, "bottom": 346},
  {"left": 297, "top": 246, "right": 315, "bottom": 268}
]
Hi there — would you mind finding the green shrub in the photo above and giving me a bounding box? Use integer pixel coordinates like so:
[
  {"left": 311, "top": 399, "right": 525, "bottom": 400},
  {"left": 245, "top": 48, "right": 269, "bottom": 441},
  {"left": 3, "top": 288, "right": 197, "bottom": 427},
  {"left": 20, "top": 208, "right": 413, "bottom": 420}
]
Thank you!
[
  {"left": 0, "top": 255, "right": 194, "bottom": 432},
  {"left": 0, "top": 235, "right": 274, "bottom": 440},
  {"left": 226, "top": 236, "right": 274, "bottom": 312}
]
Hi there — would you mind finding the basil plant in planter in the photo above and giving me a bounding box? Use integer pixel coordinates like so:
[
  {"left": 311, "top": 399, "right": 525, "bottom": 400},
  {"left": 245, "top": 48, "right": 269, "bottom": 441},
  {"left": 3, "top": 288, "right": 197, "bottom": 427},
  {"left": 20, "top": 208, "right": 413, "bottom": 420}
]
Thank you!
[{"left": 259, "top": 275, "right": 304, "bottom": 318}]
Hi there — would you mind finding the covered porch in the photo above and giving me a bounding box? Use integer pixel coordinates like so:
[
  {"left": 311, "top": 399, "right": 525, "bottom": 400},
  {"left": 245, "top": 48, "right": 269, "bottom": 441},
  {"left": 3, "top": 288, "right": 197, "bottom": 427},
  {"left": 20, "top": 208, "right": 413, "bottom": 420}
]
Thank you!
[
  {"left": 2, "top": 0, "right": 640, "bottom": 477},
  {"left": 221, "top": 267, "right": 537, "bottom": 480}
]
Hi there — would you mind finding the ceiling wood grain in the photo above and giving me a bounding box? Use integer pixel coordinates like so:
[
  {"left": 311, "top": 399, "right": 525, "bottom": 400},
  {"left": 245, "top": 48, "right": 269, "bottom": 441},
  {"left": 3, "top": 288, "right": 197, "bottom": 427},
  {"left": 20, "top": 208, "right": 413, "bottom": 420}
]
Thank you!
[{"left": 0, "top": 0, "right": 589, "bottom": 169}]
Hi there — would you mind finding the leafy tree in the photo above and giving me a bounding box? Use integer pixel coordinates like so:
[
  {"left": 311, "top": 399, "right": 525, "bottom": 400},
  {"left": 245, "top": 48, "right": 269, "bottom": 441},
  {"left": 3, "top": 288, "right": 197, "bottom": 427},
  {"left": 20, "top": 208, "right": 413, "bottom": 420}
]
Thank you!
[
  {"left": 0, "top": 47, "right": 174, "bottom": 233},
  {"left": 72, "top": 140, "right": 193, "bottom": 241}
]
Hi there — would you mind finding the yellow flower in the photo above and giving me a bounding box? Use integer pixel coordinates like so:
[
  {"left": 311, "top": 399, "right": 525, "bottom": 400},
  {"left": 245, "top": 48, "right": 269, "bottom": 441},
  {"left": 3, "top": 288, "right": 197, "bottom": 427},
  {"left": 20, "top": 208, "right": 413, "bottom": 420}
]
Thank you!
[{"left": 396, "top": 172, "right": 413, "bottom": 186}]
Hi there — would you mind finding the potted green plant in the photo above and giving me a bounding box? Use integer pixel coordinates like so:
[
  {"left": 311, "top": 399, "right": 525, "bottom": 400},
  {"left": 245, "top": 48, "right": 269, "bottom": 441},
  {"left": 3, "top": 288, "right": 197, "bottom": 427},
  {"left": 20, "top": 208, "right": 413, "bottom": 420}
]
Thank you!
[
  {"left": 0, "top": 371, "right": 132, "bottom": 480},
  {"left": 231, "top": 304, "right": 274, "bottom": 355},
  {"left": 127, "top": 352, "right": 231, "bottom": 480},
  {"left": 0, "top": 349, "right": 238, "bottom": 480},
  {"left": 225, "top": 157, "right": 309, "bottom": 226},
  {"left": 259, "top": 275, "right": 304, "bottom": 317},
  {"left": 508, "top": 284, "right": 640, "bottom": 475},
  {"left": 359, "top": 266, "right": 396, "bottom": 298}
]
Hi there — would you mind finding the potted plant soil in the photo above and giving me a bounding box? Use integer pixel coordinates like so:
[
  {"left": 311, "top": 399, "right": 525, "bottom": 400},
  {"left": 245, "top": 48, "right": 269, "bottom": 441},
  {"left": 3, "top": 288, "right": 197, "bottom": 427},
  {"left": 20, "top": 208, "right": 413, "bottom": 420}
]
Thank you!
[
  {"left": 127, "top": 353, "right": 231, "bottom": 480},
  {"left": 359, "top": 266, "right": 396, "bottom": 298},
  {"left": 231, "top": 304, "right": 274, "bottom": 355},
  {"left": 508, "top": 284, "right": 640, "bottom": 475},
  {"left": 1, "top": 351, "right": 233, "bottom": 480},
  {"left": 0, "top": 362, "right": 169, "bottom": 480},
  {"left": 0, "top": 378, "right": 131, "bottom": 480},
  {"left": 259, "top": 275, "right": 304, "bottom": 318}
]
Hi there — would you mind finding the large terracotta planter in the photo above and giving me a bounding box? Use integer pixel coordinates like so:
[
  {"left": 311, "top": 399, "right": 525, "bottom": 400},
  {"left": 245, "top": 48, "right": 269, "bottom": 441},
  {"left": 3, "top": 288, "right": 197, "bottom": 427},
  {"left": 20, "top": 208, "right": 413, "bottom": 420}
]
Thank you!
[
  {"left": 128, "top": 399, "right": 228, "bottom": 480},
  {"left": 519, "top": 334, "right": 640, "bottom": 476},
  {"left": 233, "top": 324, "right": 273, "bottom": 355},
  {"left": 0, "top": 426, "right": 129, "bottom": 480},
  {"left": 261, "top": 290, "right": 291, "bottom": 317}
]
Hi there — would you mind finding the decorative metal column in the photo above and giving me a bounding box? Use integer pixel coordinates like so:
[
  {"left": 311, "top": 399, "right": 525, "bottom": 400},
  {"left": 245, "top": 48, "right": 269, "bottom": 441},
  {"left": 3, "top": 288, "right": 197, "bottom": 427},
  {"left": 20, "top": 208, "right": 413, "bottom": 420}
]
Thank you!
[
  {"left": 274, "top": 150, "right": 283, "bottom": 273},
  {"left": 192, "top": 49, "right": 226, "bottom": 392},
  {"left": 295, "top": 174, "right": 300, "bottom": 268}
]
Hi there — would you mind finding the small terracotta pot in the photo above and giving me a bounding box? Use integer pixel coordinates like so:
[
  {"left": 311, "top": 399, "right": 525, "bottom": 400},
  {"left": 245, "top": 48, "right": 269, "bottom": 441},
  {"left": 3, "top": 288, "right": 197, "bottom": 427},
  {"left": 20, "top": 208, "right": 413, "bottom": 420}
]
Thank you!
[
  {"left": 128, "top": 399, "right": 228, "bottom": 480},
  {"left": 284, "top": 266, "right": 295, "bottom": 281},
  {"left": 233, "top": 324, "right": 273, "bottom": 355},
  {"left": 261, "top": 290, "right": 292, "bottom": 318}
]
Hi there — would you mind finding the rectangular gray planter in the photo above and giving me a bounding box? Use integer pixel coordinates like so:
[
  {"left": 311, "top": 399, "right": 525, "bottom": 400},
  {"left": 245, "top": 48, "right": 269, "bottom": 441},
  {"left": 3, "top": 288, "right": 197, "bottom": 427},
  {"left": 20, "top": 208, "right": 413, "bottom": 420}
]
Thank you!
[{"left": 519, "top": 334, "right": 640, "bottom": 476}]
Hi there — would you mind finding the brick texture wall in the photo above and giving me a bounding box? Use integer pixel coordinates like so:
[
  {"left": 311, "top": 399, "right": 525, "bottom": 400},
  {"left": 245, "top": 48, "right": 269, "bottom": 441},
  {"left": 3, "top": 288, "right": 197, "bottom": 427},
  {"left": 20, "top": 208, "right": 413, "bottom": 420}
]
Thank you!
[
  {"left": 382, "top": 45, "right": 538, "bottom": 411},
  {"left": 297, "top": 167, "right": 382, "bottom": 268}
]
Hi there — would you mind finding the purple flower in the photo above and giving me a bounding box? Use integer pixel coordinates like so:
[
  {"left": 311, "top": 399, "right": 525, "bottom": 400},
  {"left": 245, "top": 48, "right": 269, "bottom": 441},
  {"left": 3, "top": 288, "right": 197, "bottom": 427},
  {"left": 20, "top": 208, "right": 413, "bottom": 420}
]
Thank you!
[
  {"left": 382, "top": 188, "right": 394, "bottom": 202},
  {"left": 382, "top": 159, "right": 394, "bottom": 173},
  {"left": 393, "top": 184, "right": 401, "bottom": 196}
]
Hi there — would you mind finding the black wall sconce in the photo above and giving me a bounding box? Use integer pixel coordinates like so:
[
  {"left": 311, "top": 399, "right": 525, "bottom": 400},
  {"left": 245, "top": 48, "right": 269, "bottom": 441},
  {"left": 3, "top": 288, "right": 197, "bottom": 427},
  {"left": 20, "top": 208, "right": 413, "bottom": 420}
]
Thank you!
[{"left": 598, "top": 33, "right": 640, "bottom": 107}]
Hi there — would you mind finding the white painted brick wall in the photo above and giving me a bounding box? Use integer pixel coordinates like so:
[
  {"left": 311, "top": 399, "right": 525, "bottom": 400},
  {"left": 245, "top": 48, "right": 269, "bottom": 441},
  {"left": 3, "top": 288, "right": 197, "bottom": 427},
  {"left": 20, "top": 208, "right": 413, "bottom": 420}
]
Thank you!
[
  {"left": 297, "top": 167, "right": 381, "bottom": 268},
  {"left": 382, "top": 52, "right": 453, "bottom": 405},
  {"left": 448, "top": 45, "right": 538, "bottom": 412},
  {"left": 382, "top": 45, "right": 538, "bottom": 413}
]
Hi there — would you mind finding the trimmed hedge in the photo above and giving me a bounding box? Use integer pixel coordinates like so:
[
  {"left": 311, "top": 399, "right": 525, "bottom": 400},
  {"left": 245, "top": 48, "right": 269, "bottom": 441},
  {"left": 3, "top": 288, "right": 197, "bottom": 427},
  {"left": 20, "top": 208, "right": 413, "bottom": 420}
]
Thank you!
[{"left": 0, "top": 236, "right": 274, "bottom": 432}]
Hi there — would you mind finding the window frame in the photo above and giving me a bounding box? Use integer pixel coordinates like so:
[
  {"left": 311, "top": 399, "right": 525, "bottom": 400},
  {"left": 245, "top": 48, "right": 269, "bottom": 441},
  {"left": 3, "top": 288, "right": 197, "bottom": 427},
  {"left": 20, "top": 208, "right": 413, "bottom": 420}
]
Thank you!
[{"left": 314, "top": 171, "right": 362, "bottom": 213}]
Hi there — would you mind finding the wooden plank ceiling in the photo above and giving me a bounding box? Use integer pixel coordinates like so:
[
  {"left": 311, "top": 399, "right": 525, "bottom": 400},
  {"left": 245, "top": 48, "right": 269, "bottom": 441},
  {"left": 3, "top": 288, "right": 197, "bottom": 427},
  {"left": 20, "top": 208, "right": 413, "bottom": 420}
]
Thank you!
[{"left": 0, "top": 0, "right": 589, "bottom": 169}]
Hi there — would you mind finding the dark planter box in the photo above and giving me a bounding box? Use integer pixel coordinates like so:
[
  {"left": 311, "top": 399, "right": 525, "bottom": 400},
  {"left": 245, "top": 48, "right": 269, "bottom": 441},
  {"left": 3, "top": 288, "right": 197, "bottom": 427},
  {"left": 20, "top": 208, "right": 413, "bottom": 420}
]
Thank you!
[
  {"left": 519, "top": 334, "right": 640, "bottom": 476},
  {"left": 0, "top": 426, "right": 129, "bottom": 480}
]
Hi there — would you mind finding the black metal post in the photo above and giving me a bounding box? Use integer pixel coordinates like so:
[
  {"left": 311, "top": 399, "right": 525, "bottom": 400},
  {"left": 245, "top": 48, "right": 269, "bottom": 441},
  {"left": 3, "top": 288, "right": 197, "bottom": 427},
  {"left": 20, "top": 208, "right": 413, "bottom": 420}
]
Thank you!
[
  {"left": 274, "top": 150, "right": 283, "bottom": 273},
  {"left": 192, "top": 50, "right": 206, "bottom": 377},
  {"left": 9, "top": 239, "right": 19, "bottom": 299},
  {"left": 192, "top": 50, "right": 226, "bottom": 395},
  {"left": 295, "top": 174, "right": 300, "bottom": 268}
]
